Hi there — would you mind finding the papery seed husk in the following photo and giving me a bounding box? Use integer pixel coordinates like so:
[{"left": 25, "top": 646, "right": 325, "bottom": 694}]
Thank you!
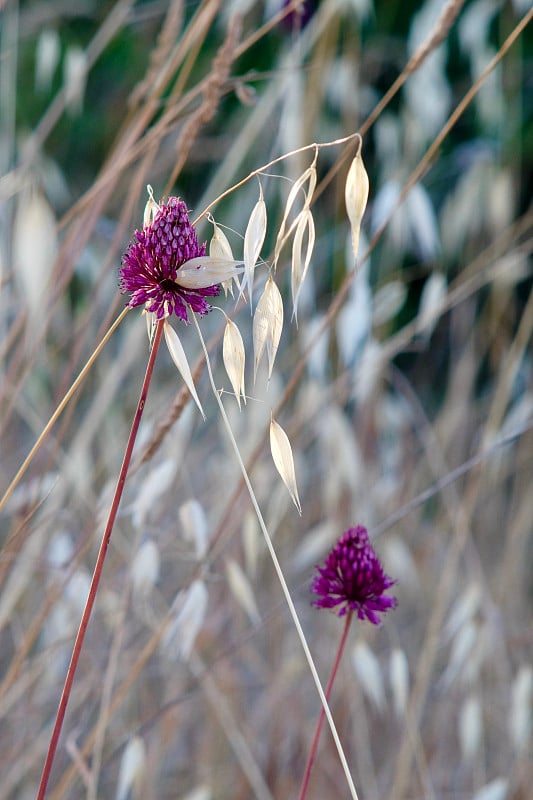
[
  {"left": 509, "top": 665, "right": 532, "bottom": 754},
  {"left": 352, "top": 641, "right": 385, "bottom": 712},
  {"left": 131, "top": 458, "right": 176, "bottom": 529},
  {"left": 471, "top": 778, "right": 508, "bottom": 800},
  {"left": 274, "top": 162, "right": 317, "bottom": 267},
  {"left": 269, "top": 417, "right": 301, "bottom": 515},
  {"left": 389, "top": 648, "right": 409, "bottom": 718},
  {"left": 162, "top": 580, "right": 208, "bottom": 661},
  {"left": 291, "top": 208, "right": 315, "bottom": 322},
  {"left": 179, "top": 499, "right": 209, "bottom": 559},
  {"left": 223, "top": 318, "right": 246, "bottom": 409},
  {"left": 459, "top": 695, "right": 482, "bottom": 762},
  {"left": 143, "top": 185, "right": 159, "bottom": 227},
  {"left": 131, "top": 540, "right": 160, "bottom": 595},
  {"left": 253, "top": 276, "right": 283, "bottom": 381},
  {"left": 210, "top": 221, "right": 234, "bottom": 260},
  {"left": 164, "top": 321, "right": 205, "bottom": 419},
  {"left": 345, "top": 150, "right": 369, "bottom": 260},
  {"left": 116, "top": 736, "right": 146, "bottom": 800},
  {"left": 225, "top": 559, "right": 260, "bottom": 625},
  {"left": 243, "top": 185, "right": 267, "bottom": 306},
  {"left": 176, "top": 256, "right": 243, "bottom": 289}
]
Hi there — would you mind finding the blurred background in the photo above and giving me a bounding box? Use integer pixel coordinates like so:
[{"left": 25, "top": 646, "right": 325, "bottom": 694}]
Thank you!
[{"left": 0, "top": 1, "right": 532, "bottom": 798}]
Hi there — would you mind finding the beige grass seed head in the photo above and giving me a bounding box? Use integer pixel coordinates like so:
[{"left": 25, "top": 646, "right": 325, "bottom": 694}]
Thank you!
[
  {"left": 269, "top": 416, "right": 301, "bottom": 515},
  {"left": 223, "top": 318, "right": 246, "bottom": 409},
  {"left": 253, "top": 276, "right": 284, "bottom": 381},
  {"left": 345, "top": 140, "right": 369, "bottom": 260}
]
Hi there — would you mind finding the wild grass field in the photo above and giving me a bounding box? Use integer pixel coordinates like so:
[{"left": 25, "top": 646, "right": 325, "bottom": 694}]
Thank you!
[{"left": 0, "top": 1, "right": 532, "bottom": 798}]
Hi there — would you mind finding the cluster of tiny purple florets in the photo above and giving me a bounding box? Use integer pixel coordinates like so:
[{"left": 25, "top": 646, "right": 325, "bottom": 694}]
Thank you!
[
  {"left": 120, "top": 197, "right": 219, "bottom": 322},
  {"left": 312, "top": 525, "right": 397, "bottom": 624}
]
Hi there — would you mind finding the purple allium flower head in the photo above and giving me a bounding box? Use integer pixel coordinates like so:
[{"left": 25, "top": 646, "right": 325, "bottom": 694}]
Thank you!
[
  {"left": 120, "top": 197, "right": 219, "bottom": 322},
  {"left": 312, "top": 525, "right": 397, "bottom": 624}
]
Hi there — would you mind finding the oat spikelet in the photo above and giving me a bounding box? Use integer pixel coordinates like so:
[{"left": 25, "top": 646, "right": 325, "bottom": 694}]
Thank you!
[
  {"left": 269, "top": 416, "right": 301, "bottom": 515},
  {"left": 291, "top": 208, "right": 315, "bottom": 322},
  {"left": 274, "top": 156, "right": 317, "bottom": 269},
  {"left": 243, "top": 184, "right": 267, "bottom": 308},
  {"left": 210, "top": 218, "right": 236, "bottom": 297},
  {"left": 164, "top": 321, "right": 205, "bottom": 419},
  {"left": 225, "top": 559, "right": 260, "bottom": 625},
  {"left": 345, "top": 139, "right": 369, "bottom": 260},
  {"left": 223, "top": 318, "right": 246, "bottom": 409},
  {"left": 115, "top": 736, "right": 146, "bottom": 800},
  {"left": 253, "top": 276, "right": 284, "bottom": 381}
]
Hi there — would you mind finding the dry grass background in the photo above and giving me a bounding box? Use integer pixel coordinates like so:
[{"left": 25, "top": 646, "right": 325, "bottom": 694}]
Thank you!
[{"left": 0, "top": 0, "right": 532, "bottom": 798}]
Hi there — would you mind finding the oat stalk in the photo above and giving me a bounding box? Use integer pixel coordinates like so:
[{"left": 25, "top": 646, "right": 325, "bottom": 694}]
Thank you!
[{"left": 192, "top": 313, "right": 359, "bottom": 800}]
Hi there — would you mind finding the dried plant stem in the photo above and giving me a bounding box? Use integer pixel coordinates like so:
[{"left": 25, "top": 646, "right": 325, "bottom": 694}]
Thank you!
[
  {"left": 36, "top": 318, "right": 164, "bottom": 800},
  {"left": 192, "top": 313, "right": 359, "bottom": 800},
  {"left": 0, "top": 307, "right": 129, "bottom": 517},
  {"left": 298, "top": 610, "right": 353, "bottom": 800}
]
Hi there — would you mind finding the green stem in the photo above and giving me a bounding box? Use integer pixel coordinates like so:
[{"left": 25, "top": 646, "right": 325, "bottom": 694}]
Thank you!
[
  {"left": 299, "top": 611, "right": 354, "bottom": 800},
  {"left": 37, "top": 317, "right": 164, "bottom": 799}
]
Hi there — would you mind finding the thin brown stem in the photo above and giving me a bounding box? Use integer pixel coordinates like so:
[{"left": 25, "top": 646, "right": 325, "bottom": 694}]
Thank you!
[
  {"left": 36, "top": 317, "right": 165, "bottom": 799},
  {"left": 299, "top": 610, "right": 354, "bottom": 800}
]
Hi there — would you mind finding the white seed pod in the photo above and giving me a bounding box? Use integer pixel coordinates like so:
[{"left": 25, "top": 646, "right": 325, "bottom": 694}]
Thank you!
[
  {"left": 443, "top": 620, "right": 479, "bottom": 688},
  {"left": 210, "top": 220, "right": 236, "bottom": 297},
  {"left": 269, "top": 417, "right": 301, "bottom": 515},
  {"left": 389, "top": 648, "right": 410, "bottom": 718},
  {"left": 243, "top": 184, "right": 267, "bottom": 306},
  {"left": 417, "top": 272, "right": 447, "bottom": 338},
  {"left": 144, "top": 309, "right": 157, "bottom": 343},
  {"left": 176, "top": 255, "right": 243, "bottom": 289},
  {"left": 162, "top": 580, "right": 208, "bottom": 661},
  {"left": 509, "top": 665, "right": 532, "bottom": 755},
  {"left": 242, "top": 512, "right": 260, "bottom": 578},
  {"left": 352, "top": 640, "right": 385, "bottom": 712},
  {"left": 274, "top": 160, "right": 317, "bottom": 267},
  {"left": 353, "top": 338, "right": 384, "bottom": 405},
  {"left": 13, "top": 187, "right": 58, "bottom": 323},
  {"left": 225, "top": 559, "right": 260, "bottom": 625},
  {"left": 35, "top": 28, "right": 60, "bottom": 92},
  {"left": 131, "top": 539, "right": 160, "bottom": 596},
  {"left": 445, "top": 583, "right": 482, "bottom": 640},
  {"left": 253, "top": 276, "right": 284, "bottom": 381},
  {"left": 471, "top": 778, "right": 508, "bottom": 800},
  {"left": 164, "top": 321, "right": 205, "bottom": 419},
  {"left": 459, "top": 694, "right": 482, "bottom": 763},
  {"left": 179, "top": 498, "right": 209, "bottom": 559},
  {"left": 291, "top": 208, "right": 315, "bottom": 322},
  {"left": 182, "top": 787, "right": 212, "bottom": 800},
  {"left": 130, "top": 458, "right": 177, "bottom": 529},
  {"left": 223, "top": 318, "right": 246, "bottom": 409},
  {"left": 63, "top": 45, "right": 87, "bottom": 115},
  {"left": 373, "top": 280, "right": 406, "bottom": 327},
  {"left": 115, "top": 736, "right": 146, "bottom": 800},
  {"left": 143, "top": 185, "right": 159, "bottom": 227},
  {"left": 345, "top": 147, "right": 369, "bottom": 260}
]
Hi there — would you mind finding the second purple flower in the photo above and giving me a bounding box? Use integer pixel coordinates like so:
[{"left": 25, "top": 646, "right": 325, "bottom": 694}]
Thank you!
[{"left": 312, "top": 525, "right": 397, "bottom": 624}]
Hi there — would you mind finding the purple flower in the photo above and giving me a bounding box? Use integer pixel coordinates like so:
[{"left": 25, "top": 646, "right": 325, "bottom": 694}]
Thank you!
[
  {"left": 312, "top": 525, "right": 397, "bottom": 624},
  {"left": 120, "top": 197, "right": 219, "bottom": 322}
]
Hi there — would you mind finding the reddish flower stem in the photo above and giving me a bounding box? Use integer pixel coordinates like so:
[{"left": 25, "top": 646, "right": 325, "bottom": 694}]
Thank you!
[
  {"left": 37, "top": 318, "right": 165, "bottom": 799},
  {"left": 298, "top": 610, "right": 354, "bottom": 800}
]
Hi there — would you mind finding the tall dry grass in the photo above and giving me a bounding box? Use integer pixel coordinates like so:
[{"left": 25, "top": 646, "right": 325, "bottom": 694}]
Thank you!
[{"left": 0, "top": 1, "right": 532, "bottom": 798}]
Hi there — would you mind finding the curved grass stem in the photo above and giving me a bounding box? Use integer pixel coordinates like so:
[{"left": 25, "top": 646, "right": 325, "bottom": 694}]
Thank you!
[
  {"left": 192, "top": 313, "right": 359, "bottom": 800},
  {"left": 0, "top": 307, "right": 130, "bottom": 516}
]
